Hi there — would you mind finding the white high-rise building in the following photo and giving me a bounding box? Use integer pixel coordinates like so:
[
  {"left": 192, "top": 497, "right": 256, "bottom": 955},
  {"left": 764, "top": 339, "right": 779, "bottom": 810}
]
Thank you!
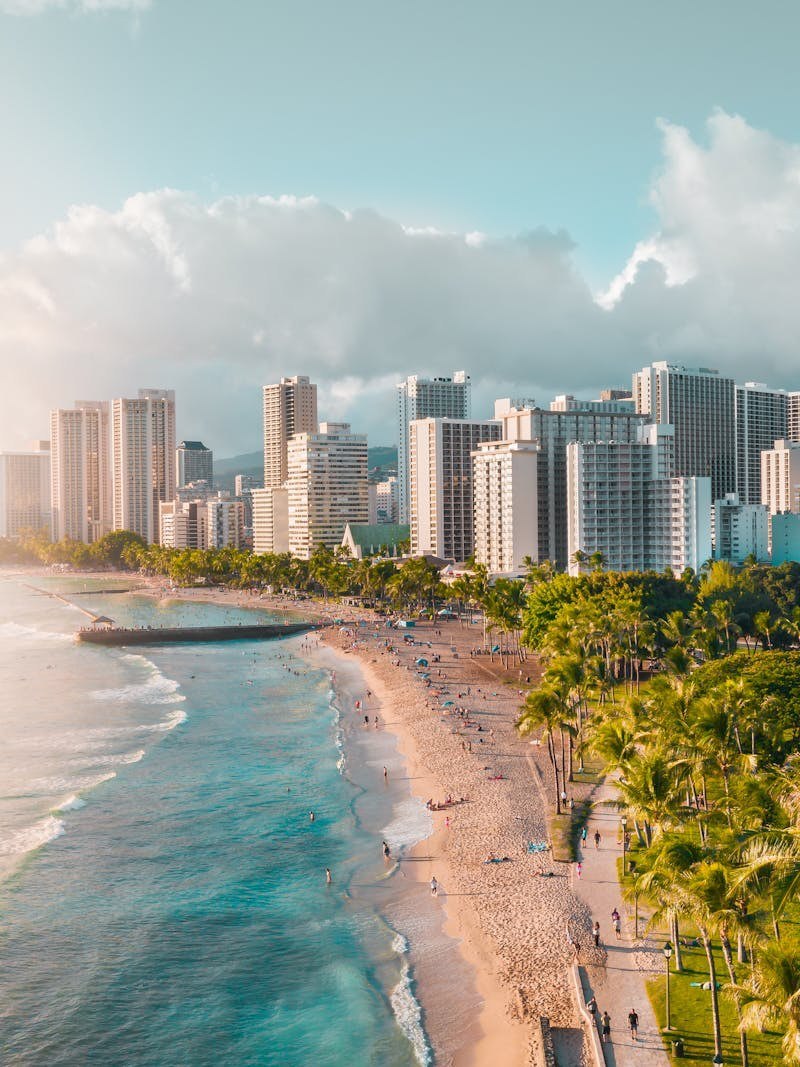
[
  {"left": 206, "top": 498, "right": 244, "bottom": 549},
  {"left": 252, "top": 487, "right": 289, "bottom": 555},
  {"left": 409, "top": 417, "right": 501, "bottom": 561},
  {"left": 262, "top": 376, "right": 318, "bottom": 488},
  {"left": 761, "top": 439, "right": 800, "bottom": 516},
  {"left": 494, "top": 398, "right": 647, "bottom": 570},
  {"left": 49, "top": 401, "right": 111, "bottom": 544},
  {"left": 632, "top": 361, "right": 736, "bottom": 501},
  {"left": 713, "top": 493, "right": 769, "bottom": 564},
  {"left": 396, "top": 372, "right": 470, "bottom": 523},
  {"left": 566, "top": 424, "right": 711, "bottom": 576},
  {"left": 159, "top": 500, "right": 207, "bottom": 549},
  {"left": 374, "top": 476, "right": 399, "bottom": 524},
  {"left": 735, "top": 383, "right": 787, "bottom": 505},
  {"left": 788, "top": 393, "right": 800, "bottom": 442},
  {"left": 472, "top": 439, "right": 540, "bottom": 575},
  {"left": 0, "top": 444, "right": 51, "bottom": 540},
  {"left": 176, "top": 441, "right": 213, "bottom": 488},
  {"left": 287, "top": 423, "right": 368, "bottom": 559},
  {"left": 112, "top": 389, "right": 176, "bottom": 544}
]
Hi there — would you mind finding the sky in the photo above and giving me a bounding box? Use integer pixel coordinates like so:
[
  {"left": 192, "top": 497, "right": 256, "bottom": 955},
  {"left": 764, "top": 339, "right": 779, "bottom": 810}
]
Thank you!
[{"left": 2, "top": 1, "right": 800, "bottom": 454}]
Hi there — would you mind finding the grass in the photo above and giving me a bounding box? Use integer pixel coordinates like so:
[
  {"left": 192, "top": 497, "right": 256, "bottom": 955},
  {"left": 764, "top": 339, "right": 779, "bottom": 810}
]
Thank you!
[
  {"left": 550, "top": 798, "right": 594, "bottom": 862},
  {"left": 646, "top": 942, "right": 783, "bottom": 1066}
]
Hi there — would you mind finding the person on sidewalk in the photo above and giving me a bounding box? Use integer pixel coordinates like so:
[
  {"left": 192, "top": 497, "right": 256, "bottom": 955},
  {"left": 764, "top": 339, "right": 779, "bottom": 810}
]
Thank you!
[
  {"left": 593, "top": 921, "right": 600, "bottom": 947},
  {"left": 628, "top": 1008, "right": 639, "bottom": 1041},
  {"left": 601, "top": 1011, "right": 611, "bottom": 1043},
  {"left": 594, "top": 829, "right": 601, "bottom": 849}
]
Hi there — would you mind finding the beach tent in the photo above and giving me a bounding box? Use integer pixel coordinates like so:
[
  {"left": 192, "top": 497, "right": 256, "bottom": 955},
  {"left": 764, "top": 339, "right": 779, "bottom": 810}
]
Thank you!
[
  {"left": 395, "top": 619, "right": 416, "bottom": 629},
  {"left": 436, "top": 609, "right": 457, "bottom": 618},
  {"left": 415, "top": 658, "right": 428, "bottom": 666}
]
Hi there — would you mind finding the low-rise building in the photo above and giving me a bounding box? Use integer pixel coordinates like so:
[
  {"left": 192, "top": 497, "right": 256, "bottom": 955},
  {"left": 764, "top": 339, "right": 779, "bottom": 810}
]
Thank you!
[
  {"left": 713, "top": 493, "right": 769, "bottom": 564},
  {"left": 341, "top": 522, "right": 409, "bottom": 560}
]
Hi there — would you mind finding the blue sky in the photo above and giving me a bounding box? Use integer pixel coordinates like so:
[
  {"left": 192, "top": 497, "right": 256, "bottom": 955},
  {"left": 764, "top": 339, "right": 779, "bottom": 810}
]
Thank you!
[{"left": 3, "top": 1, "right": 800, "bottom": 452}]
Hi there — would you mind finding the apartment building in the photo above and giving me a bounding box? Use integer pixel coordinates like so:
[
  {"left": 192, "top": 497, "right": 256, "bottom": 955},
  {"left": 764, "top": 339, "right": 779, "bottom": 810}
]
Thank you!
[
  {"left": 472, "top": 438, "right": 540, "bottom": 574},
  {"left": 262, "top": 376, "right": 318, "bottom": 488},
  {"left": 112, "top": 389, "right": 176, "bottom": 543},
  {"left": 49, "top": 401, "right": 111, "bottom": 543}
]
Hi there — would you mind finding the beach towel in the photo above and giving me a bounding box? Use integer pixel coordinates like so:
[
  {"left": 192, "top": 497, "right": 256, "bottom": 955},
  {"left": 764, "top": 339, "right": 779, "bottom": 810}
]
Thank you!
[{"left": 526, "top": 841, "right": 550, "bottom": 854}]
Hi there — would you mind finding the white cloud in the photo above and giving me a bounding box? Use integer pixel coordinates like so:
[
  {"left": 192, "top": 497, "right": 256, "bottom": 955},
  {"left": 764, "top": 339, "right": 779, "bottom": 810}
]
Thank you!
[
  {"left": 0, "top": 0, "right": 150, "bottom": 14},
  {"left": 3, "top": 110, "right": 800, "bottom": 454}
]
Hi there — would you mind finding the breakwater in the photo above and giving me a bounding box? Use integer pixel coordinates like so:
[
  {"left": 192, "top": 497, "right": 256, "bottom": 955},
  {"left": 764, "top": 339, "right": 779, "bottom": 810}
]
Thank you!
[{"left": 77, "top": 622, "right": 318, "bottom": 646}]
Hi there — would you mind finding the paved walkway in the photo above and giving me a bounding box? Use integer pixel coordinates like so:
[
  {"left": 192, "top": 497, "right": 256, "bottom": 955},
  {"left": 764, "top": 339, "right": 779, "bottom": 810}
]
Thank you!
[{"left": 570, "top": 780, "right": 670, "bottom": 1066}]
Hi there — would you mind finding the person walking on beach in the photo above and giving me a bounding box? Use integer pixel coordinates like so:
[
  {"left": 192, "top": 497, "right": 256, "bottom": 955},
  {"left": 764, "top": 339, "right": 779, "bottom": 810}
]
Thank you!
[
  {"left": 430, "top": 876, "right": 438, "bottom": 896},
  {"left": 628, "top": 1008, "right": 639, "bottom": 1041},
  {"left": 612, "top": 907, "right": 621, "bottom": 939},
  {"left": 601, "top": 1011, "right": 611, "bottom": 1043},
  {"left": 382, "top": 840, "right": 391, "bottom": 860}
]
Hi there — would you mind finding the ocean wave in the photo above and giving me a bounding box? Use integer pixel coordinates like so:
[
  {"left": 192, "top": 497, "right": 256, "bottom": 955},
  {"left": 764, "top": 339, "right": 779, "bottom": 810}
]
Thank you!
[
  {"left": 0, "top": 815, "right": 65, "bottom": 857},
  {"left": 390, "top": 961, "right": 432, "bottom": 1067},
  {"left": 0, "top": 621, "right": 72, "bottom": 643},
  {"left": 54, "top": 794, "right": 86, "bottom": 812},
  {"left": 146, "top": 708, "right": 187, "bottom": 732},
  {"left": 382, "top": 798, "right": 434, "bottom": 852},
  {"left": 80, "top": 749, "right": 145, "bottom": 768},
  {"left": 392, "top": 932, "right": 409, "bottom": 955},
  {"left": 91, "top": 661, "right": 185, "bottom": 706}
]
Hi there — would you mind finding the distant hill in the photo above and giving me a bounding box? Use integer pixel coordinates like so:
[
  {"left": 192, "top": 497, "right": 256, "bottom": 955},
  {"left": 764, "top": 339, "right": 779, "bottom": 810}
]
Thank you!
[{"left": 214, "top": 446, "right": 397, "bottom": 491}]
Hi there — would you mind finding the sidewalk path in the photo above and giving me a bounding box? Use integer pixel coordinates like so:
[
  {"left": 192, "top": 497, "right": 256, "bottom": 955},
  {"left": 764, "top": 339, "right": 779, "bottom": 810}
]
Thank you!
[{"left": 571, "top": 780, "right": 670, "bottom": 1066}]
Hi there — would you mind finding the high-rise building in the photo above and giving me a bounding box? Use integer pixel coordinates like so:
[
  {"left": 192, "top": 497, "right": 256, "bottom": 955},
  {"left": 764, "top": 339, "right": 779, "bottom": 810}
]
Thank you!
[
  {"left": 409, "top": 417, "right": 501, "bottom": 561},
  {"left": 632, "top": 361, "right": 736, "bottom": 500},
  {"left": 252, "top": 487, "right": 289, "bottom": 555},
  {"left": 112, "top": 389, "right": 176, "bottom": 544},
  {"left": 176, "top": 441, "right": 213, "bottom": 488},
  {"left": 494, "top": 398, "right": 647, "bottom": 570},
  {"left": 713, "top": 494, "right": 770, "bottom": 564},
  {"left": 396, "top": 372, "right": 470, "bottom": 523},
  {"left": 262, "top": 376, "right": 318, "bottom": 488},
  {"left": 286, "top": 422, "right": 368, "bottom": 559},
  {"left": 0, "top": 444, "right": 51, "bottom": 540},
  {"left": 761, "top": 439, "right": 800, "bottom": 516},
  {"left": 159, "top": 500, "right": 206, "bottom": 549},
  {"left": 550, "top": 393, "right": 635, "bottom": 413},
  {"left": 789, "top": 393, "right": 800, "bottom": 442},
  {"left": 472, "top": 439, "right": 540, "bottom": 574},
  {"left": 234, "top": 474, "right": 261, "bottom": 547},
  {"left": 49, "top": 401, "right": 111, "bottom": 544},
  {"left": 206, "top": 498, "right": 244, "bottom": 549},
  {"left": 374, "top": 476, "right": 399, "bottom": 524},
  {"left": 566, "top": 424, "right": 711, "bottom": 576},
  {"left": 735, "top": 383, "right": 787, "bottom": 505}
]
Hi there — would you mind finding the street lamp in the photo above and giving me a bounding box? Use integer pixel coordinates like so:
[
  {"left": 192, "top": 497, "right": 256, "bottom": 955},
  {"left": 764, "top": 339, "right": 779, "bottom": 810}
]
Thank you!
[
  {"left": 663, "top": 942, "right": 673, "bottom": 1030},
  {"left": 621, "top": 815, "right": 628, "bottom": 876}
]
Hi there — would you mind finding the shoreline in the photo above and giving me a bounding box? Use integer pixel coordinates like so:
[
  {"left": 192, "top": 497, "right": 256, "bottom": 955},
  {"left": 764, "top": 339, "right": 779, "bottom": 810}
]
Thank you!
[{"left": 25, "top": 570, "right": 593, "bottom": 1067}]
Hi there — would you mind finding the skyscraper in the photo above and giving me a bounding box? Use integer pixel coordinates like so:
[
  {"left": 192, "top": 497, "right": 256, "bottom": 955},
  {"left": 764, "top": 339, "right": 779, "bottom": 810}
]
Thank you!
[
  {"left": 262, "top": 376, "right": 318, "bottom": 488},
  {"left": 735, "top": 382, "right": 787, "bottom": 505},
  {"left": 0, "top": 444, "right": 51, "bottom": 540},
  {"left": 472, "top": 438, "right": 540, "bottom": 574},
  {"left": 789, "top": 393, "right": 800, "bottom": 442},
  {"left": 632, "top": 361, "right": 736, "bottom": 500},
  {"left": 396, "top": 372, "right": 470, "bottom": 524},
  {"left": 49, "top": 401, "right": 111, "bottom": 544},
  {"left": 176, "top": 440, "right": 213, "bottom": 488},
  {"left": 409, "top": 417, "right": 501, "bottom": 561},
  {"left": 286, "top": 422, "right": 368, "bottom": 559},
  {"left": 761, "top": 439, "right": 800, "bottom": 516},
  {"left": 112, "top": 389, "right": 176, "bottom": 543}
]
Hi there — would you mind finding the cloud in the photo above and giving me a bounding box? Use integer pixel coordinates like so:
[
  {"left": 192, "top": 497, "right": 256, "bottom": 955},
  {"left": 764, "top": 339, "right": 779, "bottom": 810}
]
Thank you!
[
  {"left": 3, "top": 111, "right": 800, "bottom": 455},
  {"left": 0, "top": 0, "right": 150, "bottom": 14}
]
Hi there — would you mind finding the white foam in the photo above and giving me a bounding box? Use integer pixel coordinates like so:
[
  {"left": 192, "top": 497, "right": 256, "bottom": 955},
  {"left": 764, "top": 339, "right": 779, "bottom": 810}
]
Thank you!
[
  {"left": 78, "top": 749, "right": 145, "bottom": 768},
  {"left": 54, "top": 794, "right": 86, "bottom": 812},
  {"left": 392, "top": 932, "right": 409, "bottom": 955},
  {"left": 382, "top": 798, "right": 434, "bottom": 852},
  {"left": 147, "top": 708, "right": 187, "bottom": 732},
  {"left": 0, "top": 815, "right": 65, "bottom": 857},
  {"left": 91, "top": 660, "right": 185, "bottom": 706},
  {"left": 0, "top": 621, "right": 72, "bottom": 643},
  {"left": 391, "top": 961, "right": 432, "bottom": 1067}
]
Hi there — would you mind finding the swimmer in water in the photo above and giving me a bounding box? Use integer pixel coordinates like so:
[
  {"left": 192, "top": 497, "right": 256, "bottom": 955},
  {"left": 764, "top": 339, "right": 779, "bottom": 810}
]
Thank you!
[
  {"left": 382, "top": 840, "right": 391, "bottom": 859},
  {"left": 326, "top": 868, "right": 332, "bottom": 884},
  {"left": 309, "top": 812, "right": 315, "bottom": 822},
  {"left": 383, "top": 766, "right": 388, "bottom": 779}
]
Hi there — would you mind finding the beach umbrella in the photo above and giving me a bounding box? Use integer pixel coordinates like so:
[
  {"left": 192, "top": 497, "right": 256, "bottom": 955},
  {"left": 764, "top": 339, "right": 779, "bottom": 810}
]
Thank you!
[
  {"left": 442, "top": 700, "right": 454, "bottom": 706},
  {"left": 491, "top": 644, "right": 500, "bottom": 653},
  {"left": 415, "top": 657, "right": 428, "bottom": 666}
]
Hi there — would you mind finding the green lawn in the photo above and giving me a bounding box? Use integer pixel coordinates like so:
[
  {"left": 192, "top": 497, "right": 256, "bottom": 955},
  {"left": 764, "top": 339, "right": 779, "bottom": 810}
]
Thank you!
[{"left": 646, "top": 942, "right": 783, "bottom": 1066}]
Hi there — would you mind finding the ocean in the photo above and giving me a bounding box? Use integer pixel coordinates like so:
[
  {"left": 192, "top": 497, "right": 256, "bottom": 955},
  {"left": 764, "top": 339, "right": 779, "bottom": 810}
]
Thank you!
[{"left": 0, "top": 575, "right": 477, "bottom": 1066}]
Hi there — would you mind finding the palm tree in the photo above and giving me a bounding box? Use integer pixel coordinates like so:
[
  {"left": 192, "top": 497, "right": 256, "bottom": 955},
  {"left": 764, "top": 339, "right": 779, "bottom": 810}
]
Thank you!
[
  {"left": 518, "top": 686, "right": 571, "bottom": 814},
  {"left": 736, "top": 943, "right": 800, "bottom": 1065}
]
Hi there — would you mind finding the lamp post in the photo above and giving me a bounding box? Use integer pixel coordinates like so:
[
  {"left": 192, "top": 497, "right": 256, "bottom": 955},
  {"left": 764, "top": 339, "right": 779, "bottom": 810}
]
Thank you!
[
  {"left": 621, "top": 815, "right": 628, "bottom": 876},
  {"left": 663, "top": 942, "right": 673, "bottom": 1030}
]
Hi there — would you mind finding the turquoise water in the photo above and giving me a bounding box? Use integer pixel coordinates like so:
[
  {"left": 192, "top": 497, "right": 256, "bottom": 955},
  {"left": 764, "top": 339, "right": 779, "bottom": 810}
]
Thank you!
[{"left": 0, "top": 577, "right": 435, "bottom": 1066}]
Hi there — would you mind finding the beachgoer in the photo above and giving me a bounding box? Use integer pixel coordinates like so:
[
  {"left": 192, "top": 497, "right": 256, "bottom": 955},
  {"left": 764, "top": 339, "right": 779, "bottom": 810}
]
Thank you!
[
  {"left": 309, "top": 812, "right": 315, "bottom": 822},
  {"left": 581, "top": 826, "right": 588, "bottom": 844},
  {"left": 576, "top": 861, "right": 582, "bottom": 879},
  {"left": 374, "top": 717, "right": 379, "bottom": 728},
  {"left": 364, "top": 715, "right": 369, "bottom": 727},
  {"left": 594, "top": 830, "right": 601, "bottom": 849},
  {"left": 601, "top": 1011, "right": 611, "bottom": 1043},
  {"left": 430, "top": 876, "right": 438, "bottom": 896},
  {"left": 383, "top": 766, "right": 388, "bottom": 779},
  {"left": 382, "top": 841, "right": 391, "bottom": 859},
  {"left": 326, "top": 867, "right": 332, "bottom": 884},
  {"left": 587, "top": 996, "right": 598, "bottom": 1020},
  {"left": 593, "top": 921, "right": 600, "bottom": 947},
  {"left": 628, "top": 1008, "right": 639, "bottom": 1041},
  {"left": 445, "top": 816, "right": 450, "bottom": 830}
]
